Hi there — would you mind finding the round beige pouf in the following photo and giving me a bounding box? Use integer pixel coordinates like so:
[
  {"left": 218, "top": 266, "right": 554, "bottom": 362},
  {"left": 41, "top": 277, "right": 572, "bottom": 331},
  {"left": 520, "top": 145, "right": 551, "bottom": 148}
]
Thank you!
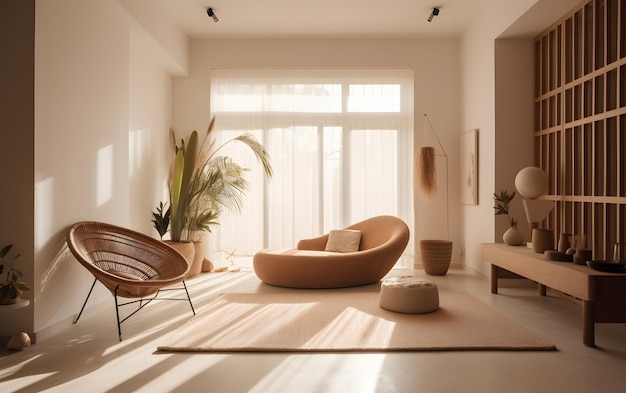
[{"left": 379, "top": 276, "right": 439, "bottom": 313}]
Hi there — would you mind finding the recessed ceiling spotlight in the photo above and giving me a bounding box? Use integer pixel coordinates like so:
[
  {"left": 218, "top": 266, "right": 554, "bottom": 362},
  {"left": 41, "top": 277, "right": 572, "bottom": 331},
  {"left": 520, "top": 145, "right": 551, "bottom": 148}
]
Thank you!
[
  {"left": 428, "top": 7, "right": 440, "bottom": 22},
  {"left": 207, "top": 8, "right": 219, "bottom": 23}
]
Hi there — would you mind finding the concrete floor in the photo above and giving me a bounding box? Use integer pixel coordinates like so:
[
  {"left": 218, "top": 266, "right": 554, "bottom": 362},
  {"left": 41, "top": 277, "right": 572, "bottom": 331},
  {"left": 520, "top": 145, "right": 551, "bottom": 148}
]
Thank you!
[{"left": 1, "top": 267, "right": 625, "bottom": 393}]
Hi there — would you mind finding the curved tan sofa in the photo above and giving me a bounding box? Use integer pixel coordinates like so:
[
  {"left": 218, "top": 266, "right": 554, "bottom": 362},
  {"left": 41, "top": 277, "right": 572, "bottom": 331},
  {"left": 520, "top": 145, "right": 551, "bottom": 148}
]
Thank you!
[{"left": 253, "top": 215, "right": 410, "bottom": 288}]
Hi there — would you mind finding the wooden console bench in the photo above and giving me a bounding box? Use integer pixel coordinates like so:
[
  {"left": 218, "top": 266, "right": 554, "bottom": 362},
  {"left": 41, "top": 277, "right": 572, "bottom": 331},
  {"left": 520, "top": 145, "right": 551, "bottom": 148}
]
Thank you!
[{"left": 481, "top": 243, "right": 626, "bottom": 347}]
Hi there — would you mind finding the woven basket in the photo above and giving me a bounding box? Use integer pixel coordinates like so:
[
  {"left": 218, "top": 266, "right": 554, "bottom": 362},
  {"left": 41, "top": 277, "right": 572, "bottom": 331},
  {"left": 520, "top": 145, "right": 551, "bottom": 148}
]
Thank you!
[{"left": 420, "top": 240, "right": 453, "bottom": 275}]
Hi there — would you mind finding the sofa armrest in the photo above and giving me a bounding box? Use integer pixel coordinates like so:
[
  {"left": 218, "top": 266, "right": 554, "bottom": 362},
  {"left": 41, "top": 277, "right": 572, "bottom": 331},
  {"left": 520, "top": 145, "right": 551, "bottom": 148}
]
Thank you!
[{"left": 297, "top": 234, "right": 329, "bottom": 251}]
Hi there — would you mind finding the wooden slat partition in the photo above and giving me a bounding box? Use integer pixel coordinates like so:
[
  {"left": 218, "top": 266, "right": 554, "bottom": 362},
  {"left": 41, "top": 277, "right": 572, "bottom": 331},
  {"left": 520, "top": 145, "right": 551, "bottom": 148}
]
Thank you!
[{"left": 535, "top": 0, "right": 626, "bottom": 260}]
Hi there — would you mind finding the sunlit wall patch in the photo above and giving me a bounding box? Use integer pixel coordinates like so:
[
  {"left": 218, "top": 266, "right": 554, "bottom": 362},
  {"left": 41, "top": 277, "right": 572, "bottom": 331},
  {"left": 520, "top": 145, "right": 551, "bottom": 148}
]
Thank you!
[{"left": 97, "top": 144, "right": 114, "bottom": 207}]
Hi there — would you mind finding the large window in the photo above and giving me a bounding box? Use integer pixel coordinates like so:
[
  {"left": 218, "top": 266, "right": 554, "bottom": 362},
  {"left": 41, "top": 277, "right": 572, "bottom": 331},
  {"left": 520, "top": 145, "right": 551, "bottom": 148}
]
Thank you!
[{"left": 206, "top": 69, "right": 414, "bottom": 268}]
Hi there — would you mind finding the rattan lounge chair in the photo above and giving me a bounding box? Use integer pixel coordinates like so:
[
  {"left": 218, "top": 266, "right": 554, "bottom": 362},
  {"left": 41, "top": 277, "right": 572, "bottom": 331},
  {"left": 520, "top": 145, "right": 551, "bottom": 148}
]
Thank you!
[{"left": 66, "top": 221, "right": 196, "bottom": 340}]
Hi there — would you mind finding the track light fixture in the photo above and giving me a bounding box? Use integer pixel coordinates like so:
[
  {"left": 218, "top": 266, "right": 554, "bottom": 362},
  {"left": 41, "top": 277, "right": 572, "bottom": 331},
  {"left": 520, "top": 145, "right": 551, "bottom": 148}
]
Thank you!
[
  {"left": 427, "top": 7, "right": 440, "bottom": 22},
  {"left": 207, "top": 8, "right": 219, "bottom": 22}
]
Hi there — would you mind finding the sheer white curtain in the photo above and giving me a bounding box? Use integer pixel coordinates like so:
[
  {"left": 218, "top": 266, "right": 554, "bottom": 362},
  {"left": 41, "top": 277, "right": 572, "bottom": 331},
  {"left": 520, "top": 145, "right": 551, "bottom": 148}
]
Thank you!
[{"left": 206, "top": 69, "right": 414, "bottom": 268}]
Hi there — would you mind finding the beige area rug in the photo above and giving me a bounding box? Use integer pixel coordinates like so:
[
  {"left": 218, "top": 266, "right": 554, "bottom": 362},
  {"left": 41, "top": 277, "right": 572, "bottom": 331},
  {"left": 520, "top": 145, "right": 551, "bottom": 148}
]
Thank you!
[{"left": 157, "top": 290, "right": 555, "bottom": 352}]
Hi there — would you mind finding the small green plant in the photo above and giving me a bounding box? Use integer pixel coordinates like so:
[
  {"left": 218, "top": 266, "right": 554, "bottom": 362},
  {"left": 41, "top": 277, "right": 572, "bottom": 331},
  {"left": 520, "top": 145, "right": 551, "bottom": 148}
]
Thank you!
[
  {"left": 0, "top": 244, "right": 30, "bottom": 303},
  {"left": 493, "top": 190, "right": 517, "bottom": 227},
  {"left": 151, "top": 201, "right": 171, "bottom": 240}
]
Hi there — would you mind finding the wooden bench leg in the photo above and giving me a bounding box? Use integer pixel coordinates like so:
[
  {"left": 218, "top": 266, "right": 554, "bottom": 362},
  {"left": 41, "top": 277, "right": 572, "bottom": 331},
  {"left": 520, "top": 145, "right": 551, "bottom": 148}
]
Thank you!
[
  {"left": 491, "top": 264, "right": 498, "bottom": 294},
  {"left": 538, "top": 284, "right": 547, "bottom": 296},
  {"left": 582, "top": 300, "right": 595, "bottom": 347}
]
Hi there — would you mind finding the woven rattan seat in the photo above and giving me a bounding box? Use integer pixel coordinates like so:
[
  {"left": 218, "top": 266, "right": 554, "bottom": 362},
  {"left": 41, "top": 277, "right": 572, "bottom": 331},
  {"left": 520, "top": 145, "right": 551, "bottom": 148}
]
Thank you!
[{"left": 67, "top": 221, "right": 195, "bottom": 340}]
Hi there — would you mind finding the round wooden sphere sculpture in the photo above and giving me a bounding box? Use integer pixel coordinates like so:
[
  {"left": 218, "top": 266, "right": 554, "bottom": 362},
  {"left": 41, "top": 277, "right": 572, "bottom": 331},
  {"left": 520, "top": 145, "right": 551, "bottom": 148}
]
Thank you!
[{"left": 515, "top": 166, "right": 548, "bottom": 199}]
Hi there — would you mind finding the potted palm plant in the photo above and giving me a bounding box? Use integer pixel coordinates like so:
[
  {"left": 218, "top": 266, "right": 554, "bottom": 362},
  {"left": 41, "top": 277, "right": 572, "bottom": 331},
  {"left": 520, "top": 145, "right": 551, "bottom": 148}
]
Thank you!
[
  {"left": 0, "top": 244, "right": 30, "bottom": 305},
  {"left": 157, "top": 117, "right": 273, "bottom": 277}
]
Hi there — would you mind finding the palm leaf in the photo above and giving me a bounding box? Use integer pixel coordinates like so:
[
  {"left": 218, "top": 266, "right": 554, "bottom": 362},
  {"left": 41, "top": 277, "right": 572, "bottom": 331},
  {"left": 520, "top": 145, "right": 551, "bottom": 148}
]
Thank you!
[
  {"left": 170, "top": 131, "right": 199, "bottom": 241},
  {"left": 0, "top": 244, "right": 12, "bottom": 258},
  {"left": 167, "top": 117, "right": 273, "bottom": 241}
]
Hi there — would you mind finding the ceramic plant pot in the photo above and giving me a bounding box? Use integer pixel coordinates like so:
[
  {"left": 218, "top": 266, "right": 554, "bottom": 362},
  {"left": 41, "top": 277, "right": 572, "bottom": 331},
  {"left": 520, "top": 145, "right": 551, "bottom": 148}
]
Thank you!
[
  {"left": 0, "top": 295, "right": 21, "bottom": 305},
  {"left": 164, "top": 241, "right": 196, "bottom": 278},
  {"left": 188, "top": 241, "right": 205, "bottom": 278}
]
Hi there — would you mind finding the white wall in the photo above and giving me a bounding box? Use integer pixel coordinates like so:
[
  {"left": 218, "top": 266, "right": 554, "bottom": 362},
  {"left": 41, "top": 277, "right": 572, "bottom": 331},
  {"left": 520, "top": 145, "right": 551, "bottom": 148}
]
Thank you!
[
  {"left": 25, "top": 0, "right": 185, "bottom": 339},
  {"left": 173, "top": 38, "right": 463, "bottom": 267},
  {"left": 119, "top": 0, "right": 188, "bottom": 74},
  {"left": 128, "top": 30, "right": 175, "bottom": 234}
]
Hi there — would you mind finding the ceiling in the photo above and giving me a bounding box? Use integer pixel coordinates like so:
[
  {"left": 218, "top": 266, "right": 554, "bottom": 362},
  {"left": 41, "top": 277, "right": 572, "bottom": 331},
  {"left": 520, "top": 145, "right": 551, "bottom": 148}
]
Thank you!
[{"left": 159, "top": 0, "right": 493, "bottom": 39}]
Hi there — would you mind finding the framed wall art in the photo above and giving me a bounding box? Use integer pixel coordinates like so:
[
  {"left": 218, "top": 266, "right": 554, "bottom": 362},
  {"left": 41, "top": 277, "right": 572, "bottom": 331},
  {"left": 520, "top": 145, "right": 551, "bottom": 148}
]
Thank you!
[{"left": 460, "top": 129, "right": 478, "bottom": 205}]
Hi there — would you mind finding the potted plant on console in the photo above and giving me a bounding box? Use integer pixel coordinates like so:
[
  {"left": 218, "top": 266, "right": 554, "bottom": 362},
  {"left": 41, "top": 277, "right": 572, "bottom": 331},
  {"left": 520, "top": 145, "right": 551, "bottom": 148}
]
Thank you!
[
  {"left": 155, "top": 117, "right": 273, "bottom": 278},
  {"left": 493, "top": 190, "right": 524, "bottom": 246},
  {"left": 0, "top": 244, "right": 30, "bottom": 305}
]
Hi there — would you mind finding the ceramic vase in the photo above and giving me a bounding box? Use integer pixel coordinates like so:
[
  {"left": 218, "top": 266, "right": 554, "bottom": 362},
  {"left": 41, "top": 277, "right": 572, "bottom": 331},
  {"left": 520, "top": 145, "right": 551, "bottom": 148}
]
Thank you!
[
  {"left": 514, "top": 166, "right": 549, "bottom": 199},
  {"left": 532, "top": 228, "right": 554, "bottom": 253},
  {"left": 614, "top": 243, "right": 626, "bottom": 264},
  {"left": 503, "top": 226, "right": 524, "bottom": 246},
  {"left": 573, "top": 249, "right": 592, "bottom": 265},
  {"left": 557, "top": 233, "right": 571, "bottom": 253},
  {"left": 420, "top": 240, "right": 453, "bottom": 275}
]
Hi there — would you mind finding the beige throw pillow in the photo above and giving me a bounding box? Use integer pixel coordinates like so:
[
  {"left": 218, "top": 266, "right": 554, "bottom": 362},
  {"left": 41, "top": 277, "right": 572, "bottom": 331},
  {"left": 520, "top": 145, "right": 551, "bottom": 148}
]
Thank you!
[{"left": 325, "top": 229, "right": 362, "bottom": 253}]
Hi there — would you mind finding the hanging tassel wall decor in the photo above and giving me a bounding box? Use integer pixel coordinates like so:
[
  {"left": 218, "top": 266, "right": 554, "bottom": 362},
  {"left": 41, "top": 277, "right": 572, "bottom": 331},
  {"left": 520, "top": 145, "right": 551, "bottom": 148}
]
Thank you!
[
  {"left": 416, "top": 146, "right": 437, "bottom": 197},
  {"left": 416, "top": 114, "right": 446, "bottom": 198}
]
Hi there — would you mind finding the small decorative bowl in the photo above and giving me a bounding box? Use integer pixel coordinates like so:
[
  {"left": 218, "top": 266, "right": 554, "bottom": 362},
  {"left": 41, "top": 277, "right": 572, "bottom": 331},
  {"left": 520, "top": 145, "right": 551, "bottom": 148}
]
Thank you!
[
  {"left": 586, "top": 260, "right": 626, "bottom": 273},
  {"left": 545, "top": 250, "right": 573, "bottom": 262}
]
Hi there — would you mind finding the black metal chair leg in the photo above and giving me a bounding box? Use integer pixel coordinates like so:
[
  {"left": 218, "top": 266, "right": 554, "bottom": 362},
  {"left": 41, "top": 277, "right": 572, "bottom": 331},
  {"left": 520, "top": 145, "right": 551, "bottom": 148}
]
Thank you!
[
  {"left": 182, "top": 281, "right": 196, "bottom": 315},
  {"left": 73, "top": 278, "right": 97, "bottom": 324},
  {"left": 75, "top": 279, "right": 194, "bottom": 342},
  {"left": 114, "top": 286, "right": 122, "bottom": 341}
]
